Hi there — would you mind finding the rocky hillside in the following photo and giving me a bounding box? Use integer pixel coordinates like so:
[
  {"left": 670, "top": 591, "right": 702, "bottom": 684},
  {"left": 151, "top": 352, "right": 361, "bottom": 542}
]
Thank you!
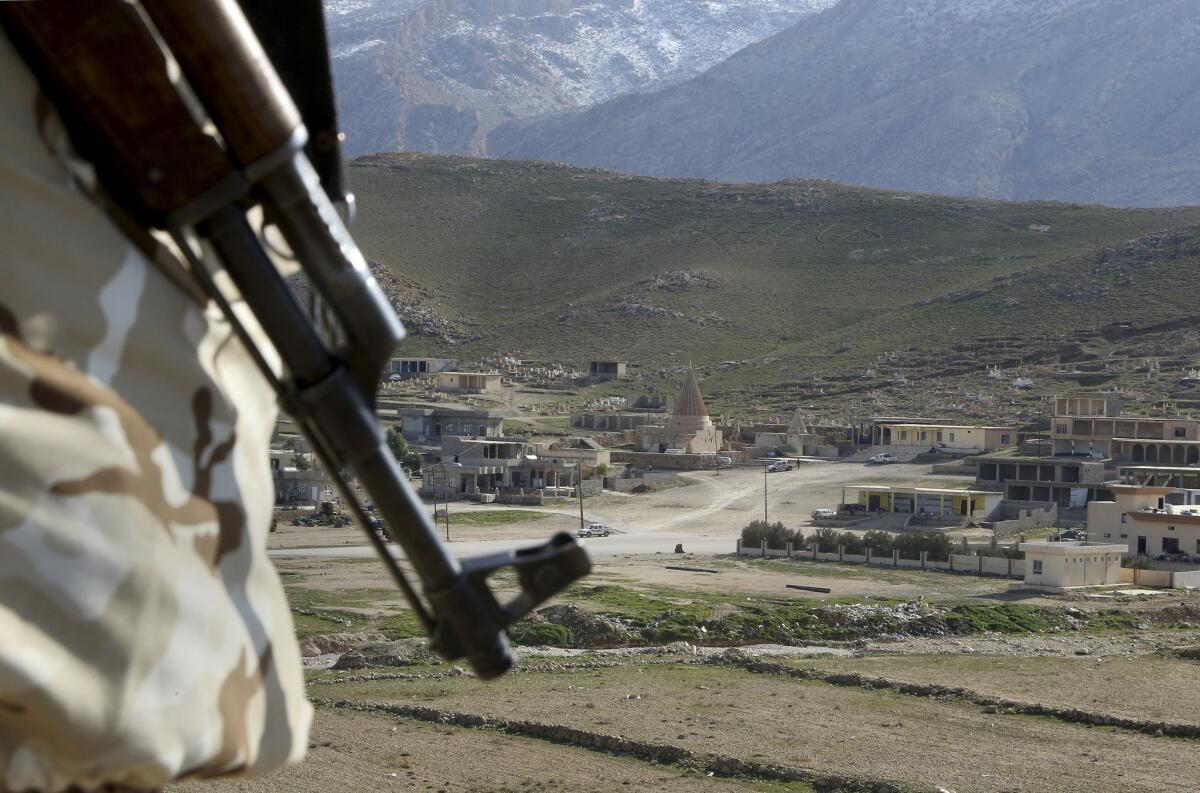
[
  {"left": 323, "top": 0, "right": 835, "bottom": 157},
  {"left": 489, "top": 0, "right": 1200, "bottom": 207},
  {"left": 345, "top": 154, "right": 1200, "bottom": 416}
]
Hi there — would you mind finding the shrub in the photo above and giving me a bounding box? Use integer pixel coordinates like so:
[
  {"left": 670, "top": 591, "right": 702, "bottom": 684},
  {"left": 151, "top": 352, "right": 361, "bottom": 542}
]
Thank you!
[
  {"left": 741, "top": 519, "right": 799, "bottom": 550},
  {"left": 510, "top": 622, "right": 573, "bottom": 647},
  {"left": 893, "top": 530, "right": 953, "bottom": 562},
  {"left": 811, "top": 527, "right": 841, "bottom": 552},
  {"left": 838, "top": 531, "right": 865, "bottom": 555},
  {"left": 863, "top": 531, "right": 895, "bottom": 554},
  {"left": 1127, "top": 554, "right": 1157, "bottom": 570}
]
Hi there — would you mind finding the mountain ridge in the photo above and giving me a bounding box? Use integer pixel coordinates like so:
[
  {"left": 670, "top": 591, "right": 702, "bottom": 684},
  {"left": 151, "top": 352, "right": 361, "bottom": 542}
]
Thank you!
[{"left": 488, "top": 0, "right": 1200, "bottom": 207}]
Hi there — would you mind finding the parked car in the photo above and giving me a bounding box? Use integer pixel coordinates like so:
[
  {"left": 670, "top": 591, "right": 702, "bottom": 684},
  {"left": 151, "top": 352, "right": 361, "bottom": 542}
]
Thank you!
[
  {"left": 868, "top": 452, "right": 897, "bottom": 464},
  {"left": 840, "top": 503, "right": 866, "bottom": 514},
  {"left": 811, "top": 508, "right": 836, "bottom": 520},
  {"left": 715, "top": 455, "right": 733, "bottom": 466},
  {"left": 577, "top": 523, "right": 611, "bottom": 538}
]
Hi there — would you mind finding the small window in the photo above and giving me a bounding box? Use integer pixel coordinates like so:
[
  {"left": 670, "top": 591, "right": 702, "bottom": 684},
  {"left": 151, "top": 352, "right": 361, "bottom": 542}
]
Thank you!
[
  {"left": 1120, "top": 533, "right": 1128, "bottom": 538},
  {"left": 1163, "top": 537, "right": 1180, "bottom": 553},
  {"left": 899, "top": 431, "right": 908, "bottom": 440},
  {"left": 1169, "top": 526, "right": 1176, "bottom": 531},
  {"left": 1056, "top": 424, "right": 1068, "bottom": 434},
  {"left": 949, "top": 432, "right": 956, "bottom": 442},
  {"left": 1120, "top": 514, "right": 1127, "bottom": 524},
  {"left": 1103, "top": 533, "right": 1111, "bottom": 538},
  {"left": 1001, "top": 434, "right": 1011, "bottom": 444},
  {"left": 1032, "top": 560, "right": 1043, "bottom": 575},
  {"left": 1175, "top": 427, "right": 1187, "bottom": 438}
]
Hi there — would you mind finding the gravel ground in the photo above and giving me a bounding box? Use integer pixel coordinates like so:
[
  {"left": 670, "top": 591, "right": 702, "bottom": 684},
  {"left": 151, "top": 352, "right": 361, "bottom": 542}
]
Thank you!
[
  {"left": 315, "top": 663, "right": 1200, "bottom": 793},
  {"left": 167, "top": 708, "right": 813, "bottom": 793}
]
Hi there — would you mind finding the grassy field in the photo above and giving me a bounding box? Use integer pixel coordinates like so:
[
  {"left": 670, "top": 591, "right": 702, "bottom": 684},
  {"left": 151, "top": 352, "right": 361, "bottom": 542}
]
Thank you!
[
  {"left": 444, "top": 509, "right": 551, "bottom": 526},
  {"left": 347, "top": 153, "right": 1200, "bottom": 413}
]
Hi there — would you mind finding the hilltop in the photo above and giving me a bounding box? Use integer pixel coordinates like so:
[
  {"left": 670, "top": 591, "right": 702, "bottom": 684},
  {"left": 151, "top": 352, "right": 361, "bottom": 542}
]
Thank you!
[{"left": 348, "top": 153, "right": 1200, "bottom": 419}]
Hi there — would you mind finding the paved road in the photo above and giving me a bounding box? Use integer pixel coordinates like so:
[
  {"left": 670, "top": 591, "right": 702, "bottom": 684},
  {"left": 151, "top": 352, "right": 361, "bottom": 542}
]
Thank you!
[
  {"left": 271, "top": 460, "right": 942, "bottom": 561},
  {"left": 269, "top": 532, "right": 733, "bottom": 560}
]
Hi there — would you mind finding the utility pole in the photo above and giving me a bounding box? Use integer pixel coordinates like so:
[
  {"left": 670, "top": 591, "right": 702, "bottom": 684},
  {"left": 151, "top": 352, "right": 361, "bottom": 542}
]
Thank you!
[
  {"left": 439, "top": 463, "right": 450, "bottom": 541},
  {"left": 763, "top": 464, "right": 769, "bottom": 523},
  {"left": 577, "top": 463, "right": 586, "bottom": 531}
]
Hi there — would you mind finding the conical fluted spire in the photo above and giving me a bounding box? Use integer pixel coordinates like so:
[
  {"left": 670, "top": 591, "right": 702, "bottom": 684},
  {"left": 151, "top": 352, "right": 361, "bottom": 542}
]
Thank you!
[{"left": 673, "top": 368, "right": 709, "bottom": 418}]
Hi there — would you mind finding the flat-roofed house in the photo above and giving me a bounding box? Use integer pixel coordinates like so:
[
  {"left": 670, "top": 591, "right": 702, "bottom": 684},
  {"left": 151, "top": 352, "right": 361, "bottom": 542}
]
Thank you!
[
  {"left": 1088, "top": 484, "right": 1200, "bottom": 558},
  {"left": 875, "top": 423, "right": 1017, "bottom": 454},
  {"left": 1020, "top": 541, "right": 1126, "bottom": 592},
  {"left": 435, "top": 371, "right": 503, "bottom": 393}
]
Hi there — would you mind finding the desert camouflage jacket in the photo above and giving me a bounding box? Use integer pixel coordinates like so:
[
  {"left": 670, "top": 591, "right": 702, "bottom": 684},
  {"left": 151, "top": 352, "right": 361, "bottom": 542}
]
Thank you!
[{"left": 0, "top": 32, "right": 311, "bottom": 792}]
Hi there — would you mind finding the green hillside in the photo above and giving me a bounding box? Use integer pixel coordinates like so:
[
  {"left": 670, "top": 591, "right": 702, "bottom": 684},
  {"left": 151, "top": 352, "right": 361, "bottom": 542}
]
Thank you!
[{"left": 347, "top": 153, "right": 1200, "bottom": 415}]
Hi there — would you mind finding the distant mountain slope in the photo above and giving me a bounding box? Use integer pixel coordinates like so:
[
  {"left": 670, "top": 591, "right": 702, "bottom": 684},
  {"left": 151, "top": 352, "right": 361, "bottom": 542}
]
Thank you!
[
  {"left": 323, "top": 0, "right": 835, "bottom": 158},
  {"left": 346, "top": 155, "right": 1200, "bottom": 416},
  {"left": 489, "top": 0, "right": 1200, "bottom": 207}
]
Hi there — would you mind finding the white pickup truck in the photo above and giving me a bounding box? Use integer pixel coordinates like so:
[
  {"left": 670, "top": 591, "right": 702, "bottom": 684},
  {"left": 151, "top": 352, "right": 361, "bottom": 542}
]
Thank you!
[
  {"left": 868, "top": 452, "right": 897, "bottom": 465},
  {"left": 577, "top": 523, "right": 611, "bottom": 538}
]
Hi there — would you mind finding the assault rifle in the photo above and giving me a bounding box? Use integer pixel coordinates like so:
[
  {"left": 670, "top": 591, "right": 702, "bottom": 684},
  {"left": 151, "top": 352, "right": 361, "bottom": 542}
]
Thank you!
[{"left": 1, "top": 0, "right": 590, "bottom": 680}]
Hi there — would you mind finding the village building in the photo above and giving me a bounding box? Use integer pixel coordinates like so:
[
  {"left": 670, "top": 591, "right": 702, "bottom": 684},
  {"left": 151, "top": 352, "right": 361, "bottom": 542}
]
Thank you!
[
  {"left": 399, "top": 407, "right": 505, "bottom": 444},
  {"left": 841, "top": 484, "right": 1002, "bottom": 520},
  {"left": 1087, "top": 484, "right": 1200, "bottom": 558},
  {"left": 1051, "top": 391, "right": 1200, "bottom": 463},
  {"left": 754, "top": 409, "right": 821, "bottom": 456},
  {"left": 270, "top": 451, "right": 329, "bottom": 505},
  {"left": 572, "top": 412, "right": 653, "bottom": 431},
  {"left": 434, "top": 371, "right": 503, "bottom": 393},
  {"left": 423, "top": 437, "right": 578, "bottom": 499},
  {"left": 975, "top": 452, "right": 1113, "bottom": 507},
  {"left": 1019, "top": 541, "right": 1126, "bottom": 592},
  {"left": 872, "top": 422, "right": 1017, "bottom": 454},
  {"left": 639, "top": 368, "right": 721, "bottom": 455},
  {"left": 588, "top": 360, "right": 628, "bottom": 380},
  {"left": 388, "top": 356, "right": 458, "bottom": 378},
  {"left": 534, "top": 437, "right": 611, "bottom": 470}
]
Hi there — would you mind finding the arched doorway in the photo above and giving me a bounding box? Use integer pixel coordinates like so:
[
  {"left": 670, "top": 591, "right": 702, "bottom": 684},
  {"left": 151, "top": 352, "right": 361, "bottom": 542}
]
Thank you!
[{"left": 1132, "top": 444, "right": 1144, "bottom": 462}]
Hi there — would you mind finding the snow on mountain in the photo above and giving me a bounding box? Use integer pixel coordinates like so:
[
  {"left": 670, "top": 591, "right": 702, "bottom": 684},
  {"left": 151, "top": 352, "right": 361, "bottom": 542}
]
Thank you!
[
  {"left": 489, "top": 0, "right": 1200, "bottom": 207},
  {"left": 323, "top": 0, "right": 837, "bottom": 157}
]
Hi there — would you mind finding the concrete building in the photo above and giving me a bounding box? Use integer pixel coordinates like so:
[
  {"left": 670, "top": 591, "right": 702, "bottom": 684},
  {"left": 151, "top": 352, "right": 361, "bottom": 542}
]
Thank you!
[
  {"left": 572, "top": 412, "right": 652, "bottom": 432},
  {"left": 640, "top": 368, "right": 721, "bottom": 455},
  {"left": 872, "top": 422, "right": 1016, "bottom": 454},
  {"left": 1020, "top": 541, "right": 1125, "bottom": 592},
  {"left": 270, "top": 452, "right": 329, "bottom": 505},
  {"left": 755, "top": 409, "right": 821, "bottom": 456},
  {"left": 424, "top": 437, "right": 577, "bottom": 498},
  {"left": 399, "top": 407, "right": 505, "bottom": 443},
  {"left": 841, "top": 485, "right": 1002, "bottom": 519},
  {"left": 1087, "top": 485, "right": 1200, "bottom": 558},
  {"left": 536, "top": 437, "right": 611, "bottom": 470},
  {"left": 975, "top": 452, "right": 1113, "bottom": 507},
  {"left": 1050, "top": 391, "right": 1200, "bottom": 462},
  {"left": 388, "top": 357, "right": 458, "bottom": 378},
  {"left": 435, "top": 371, "right": 503, "bottom": 393},
  {"left": 588, "top": 360, "right": 628, "bottom": 380}
]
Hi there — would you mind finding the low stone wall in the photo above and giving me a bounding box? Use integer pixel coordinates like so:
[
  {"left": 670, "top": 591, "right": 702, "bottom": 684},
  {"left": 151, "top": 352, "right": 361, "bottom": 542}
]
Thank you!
[
  {"left": 1120, "top": 567, "right": 1200, "bottom": 589},
  {"left": 724, "top": 660, "right": 1200, "bottom": 740},
  {"left": 735, "top": 540, "right": 1023, "bottom": 578},
  {"left": 320, "top": 698, "right": 902, "bottom": 793},
  {"left": 611, "top": 472, "right": 685, "bottom": 492},
  {"left": 993, "top": 502, "right": 1057, "bottom": 538}
]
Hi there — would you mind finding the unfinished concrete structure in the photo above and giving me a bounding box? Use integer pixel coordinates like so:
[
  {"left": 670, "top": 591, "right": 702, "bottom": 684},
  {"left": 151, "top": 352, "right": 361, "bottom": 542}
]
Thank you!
[
  {"left": 399, "top": 407, "right": 505, "bottom": 443},
  {"left": 1051, "top": 391, "right": 1200, "bottom": 463},
  {"left": 640, "top": 368, "right": 720, "bottom": 455},
  {"left": 588, "top": 360, "right": 628, "bottom": 380}
]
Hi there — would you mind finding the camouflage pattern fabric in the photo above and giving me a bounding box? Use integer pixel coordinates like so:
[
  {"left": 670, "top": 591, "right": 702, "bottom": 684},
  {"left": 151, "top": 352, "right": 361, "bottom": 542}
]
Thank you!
[{"left": 0, "top": 33, "right": 310, "bottom": 792}]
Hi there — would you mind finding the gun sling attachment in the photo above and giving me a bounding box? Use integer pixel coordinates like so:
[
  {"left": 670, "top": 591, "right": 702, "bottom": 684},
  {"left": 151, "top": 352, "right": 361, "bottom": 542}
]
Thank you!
[{"left": 1, "top": 0, "right": 590, "bottom": 680}]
